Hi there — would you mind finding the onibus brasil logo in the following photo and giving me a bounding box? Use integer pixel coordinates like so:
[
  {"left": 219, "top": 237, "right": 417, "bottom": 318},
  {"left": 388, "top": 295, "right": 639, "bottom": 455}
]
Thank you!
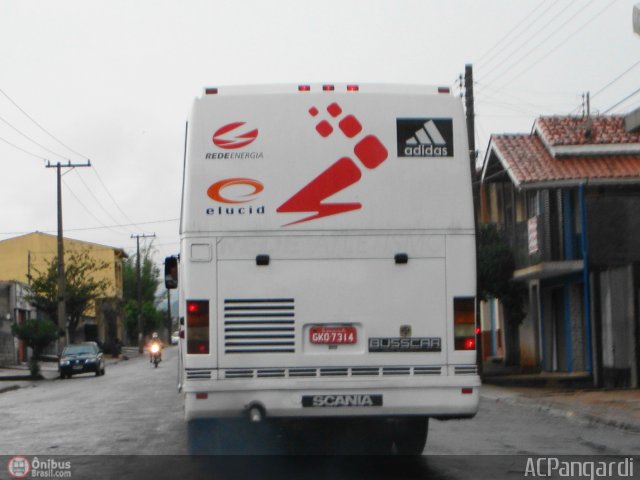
[{"left": 7, "top": 456, "right": 72, "bottom": 478}]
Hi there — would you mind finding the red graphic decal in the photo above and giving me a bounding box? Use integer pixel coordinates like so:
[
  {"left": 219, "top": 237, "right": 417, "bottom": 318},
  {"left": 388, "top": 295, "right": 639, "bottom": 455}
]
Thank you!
[
  {"left": 278, "top": 102, "right": 388, "bottom": 226},
  {"left": 354, "top": 135, "right": 388, "bottom": 169},
  {"left": 277, "top": 158, "right": 362, "bottom": 226},
  {"left": 327, "top": 102, "right": 342, "bottom": 117},
  {"left": 315, "top": 120, "right": 333, "bottom": 138},
  {"left": 207, "top": 178, "right": 264, "bottom": 204},
  {"left": 213, "top": 122, "right": 258, "bottom": 149},
  {"left": 339, "top": 115, "right": 362, "bottom": 138}
]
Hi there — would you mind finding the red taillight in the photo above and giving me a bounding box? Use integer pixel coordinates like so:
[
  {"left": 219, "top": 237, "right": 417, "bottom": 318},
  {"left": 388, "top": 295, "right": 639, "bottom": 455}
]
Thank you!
[
  {"left": 195, "top": 393, "right": 208, "bottom": 400},
  {"left": 187, "top": 302, "right": 200, "bottom": 314},
  {"left": 346, "top": 84, "right": 359, "bottom": 92},
  {"left": 438, "top": 86, "right": 450, "bottom": 94},
  {"left": 298, "top": 85, "right": 311, "bottom": 92},
  {"left": 461, "top": 388, "right": 473, "bottom": 395},
  {"left": 323, "top": 84, "right": 335, "bottom": 91},
  {"left": 186, "top": 300, "right": 209, "bottom": 354},
  {"left": 454, "top": 297, "right": 476, "bottom": 350},
  {"left": 205, "top": 87, "right": 218, "bottom": 95}
]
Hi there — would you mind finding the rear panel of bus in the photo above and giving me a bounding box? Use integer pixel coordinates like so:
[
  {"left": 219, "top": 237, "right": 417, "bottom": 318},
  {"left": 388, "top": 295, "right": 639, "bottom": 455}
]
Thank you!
[{"left": 179, "top": 84, "right": 478, "bottom": 416}]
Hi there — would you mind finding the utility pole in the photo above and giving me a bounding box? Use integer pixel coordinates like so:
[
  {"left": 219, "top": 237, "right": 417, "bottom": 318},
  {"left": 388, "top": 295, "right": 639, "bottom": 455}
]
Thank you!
[
  {"left": 166, "top": 288, "right": 172, "bottom": 345},
  {"left": 464, "top": 64, "right": 476, "bottom": 173},
  {"left": 463, "top": 64, "right": 483, "bottom": 373},
  {"left": 131, "top": 233, "right": 156, "bottom": 352},
  {"left": 46, "top": 161, "right": 91, "bottom": 346}
]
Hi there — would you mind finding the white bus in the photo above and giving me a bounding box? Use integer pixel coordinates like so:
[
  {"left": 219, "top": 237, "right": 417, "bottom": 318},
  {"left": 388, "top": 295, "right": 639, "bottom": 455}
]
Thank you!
[{"left": 166, "top": 84, "right": 479, "bottom": 454}]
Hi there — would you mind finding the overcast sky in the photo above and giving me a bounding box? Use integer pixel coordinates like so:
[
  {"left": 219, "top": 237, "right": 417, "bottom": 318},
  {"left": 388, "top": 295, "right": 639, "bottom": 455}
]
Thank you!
[{"left": 0, "top": 0, "right": 638, "bottom": 265}]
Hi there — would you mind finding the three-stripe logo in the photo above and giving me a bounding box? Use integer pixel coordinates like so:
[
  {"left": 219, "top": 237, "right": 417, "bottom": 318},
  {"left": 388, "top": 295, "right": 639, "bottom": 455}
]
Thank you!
[{"left": 396, "top": 118, "right": 453, "bottom": 157}]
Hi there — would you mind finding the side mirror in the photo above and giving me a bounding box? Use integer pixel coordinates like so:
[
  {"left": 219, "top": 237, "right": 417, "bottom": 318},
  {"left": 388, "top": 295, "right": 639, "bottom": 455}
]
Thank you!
[{"left": 165, "top": 256, "right": 179, "bottom": 289}]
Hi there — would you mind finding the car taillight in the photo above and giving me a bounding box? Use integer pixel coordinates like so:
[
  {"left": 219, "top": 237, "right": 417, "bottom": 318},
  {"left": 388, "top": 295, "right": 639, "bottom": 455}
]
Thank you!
[
  {"left": 454, "top": 297, "right": 476, "bottom": 350},
  {"left": 186, "top": 300, "right": 209, "bottom": 354}
]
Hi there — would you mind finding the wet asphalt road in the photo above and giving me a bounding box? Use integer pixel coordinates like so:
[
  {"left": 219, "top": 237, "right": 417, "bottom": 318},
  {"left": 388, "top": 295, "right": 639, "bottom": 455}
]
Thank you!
[{"left": 0, "top": 347, "right": 637, "bottom": 479}]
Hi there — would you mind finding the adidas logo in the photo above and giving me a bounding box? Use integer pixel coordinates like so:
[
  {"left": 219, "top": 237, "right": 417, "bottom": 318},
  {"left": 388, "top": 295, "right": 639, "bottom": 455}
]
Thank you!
[{"left": 397, "top": 118, "right": 453, "bottom": 158}]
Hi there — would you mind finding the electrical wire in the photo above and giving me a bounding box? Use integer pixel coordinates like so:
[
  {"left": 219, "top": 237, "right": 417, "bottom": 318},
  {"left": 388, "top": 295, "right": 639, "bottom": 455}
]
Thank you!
[
  {"left": 481, "top": 0, "right": 597, "bottom": 87},
  {"left": 0, "top": 114, "right": 73, "bottom": 162},
  {"left": 592, "top": 59, "right": 640, "bottom": 101},
  {"left": 0, "top": 86, "right": 90, "bottom": 161},
  {"left": 482, "top": 0, "right": 618, "bottom": 104},
  {"left": 73, "top": 169, "right": 135, "bottom": 234},
  {"left": 92, "top": 166, "right": 140, "bottom": 227},
  {"left": 0, "top": 134, "right": 48, "bottom": 161},
  {"left": 476, "top": 0, "right": 557, "bottom": 72},
  {"left": 603, "top": 86, "right": 640, "bottom": 114}
]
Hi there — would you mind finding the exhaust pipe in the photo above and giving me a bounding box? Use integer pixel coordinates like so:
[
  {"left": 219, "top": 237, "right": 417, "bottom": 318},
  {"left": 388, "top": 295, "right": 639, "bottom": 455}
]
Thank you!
[{"left": 247, "top": 404, "right": 265, "bottom": 423}]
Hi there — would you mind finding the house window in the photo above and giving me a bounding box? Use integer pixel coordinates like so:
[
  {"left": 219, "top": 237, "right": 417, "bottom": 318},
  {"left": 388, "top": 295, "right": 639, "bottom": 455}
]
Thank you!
[{"left": 526, "top": 191, "right": 540, "bottom": 217}]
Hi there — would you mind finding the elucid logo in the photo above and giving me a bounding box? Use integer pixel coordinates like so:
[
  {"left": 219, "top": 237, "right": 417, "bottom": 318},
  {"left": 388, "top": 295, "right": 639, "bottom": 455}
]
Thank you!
[
  {"left": 213, "top": 122, "right": 258, "bottom": 149},
  {"left": 207, "top": 178, "right": 264, "bottom": 204},
  {"left": 7, "top": 456, "right": 30, "bottom": 479}
]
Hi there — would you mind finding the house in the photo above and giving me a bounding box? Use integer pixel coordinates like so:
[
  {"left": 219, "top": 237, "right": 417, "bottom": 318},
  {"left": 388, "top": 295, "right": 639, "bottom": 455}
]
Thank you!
[
  {"left": 0, "top": 281, "right": 36, "bottom": 366},
  {"left": 0, "top": 232, "right": 127, "bottom": 348},
  {"left": 480, "top": 115, "right": 640, "bottom": 388}
]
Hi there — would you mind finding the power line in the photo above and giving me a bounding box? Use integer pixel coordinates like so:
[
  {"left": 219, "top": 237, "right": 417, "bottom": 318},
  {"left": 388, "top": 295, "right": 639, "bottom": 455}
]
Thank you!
[
  {"left": 0, "top": 86, "right": 90, "bottom": 161},
  {"left": 476, "top": 0, "right": 556, "bottom": 71},
  {"left": 481, "top": 0, "right": 596, "bottom": 86},
  {"left": 0, "top": 114, "right": 73, "bottom": 161},
  {"left": 603, "top": 86, "right": 640, "bottom": 114},
  {"left": 482, "top": 0, "right": 617, "bottom": 104},
  {"left": 591, "top": 58, "right": 640, "bottom": 100},
  {"left": 92, "top": 166, "right": 139, "bottom": 227},
  {"left": 72, "top": 169, "right": 135, "bottom": 234},
  {"left": 0, "top": 218, "right": 179, "bottom": 236},
  {"left": 0, "top": 134, "right": 48, "bottom": 161}
]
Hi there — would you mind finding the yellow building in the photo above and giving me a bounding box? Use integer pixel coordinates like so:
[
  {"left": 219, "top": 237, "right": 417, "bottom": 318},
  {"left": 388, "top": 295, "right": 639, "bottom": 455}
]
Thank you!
[{"left": 0, "top": 232, "right": 127, "bottom": 345}]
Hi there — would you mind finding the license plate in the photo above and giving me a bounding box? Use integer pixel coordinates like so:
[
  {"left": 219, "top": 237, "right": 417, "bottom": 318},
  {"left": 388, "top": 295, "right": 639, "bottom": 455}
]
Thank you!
[
  {"left": 310, "top": 326, "right": 357, "bottom": 345},
  {"left": 72, "top": 364, "right": 83, "bottom": 370}
]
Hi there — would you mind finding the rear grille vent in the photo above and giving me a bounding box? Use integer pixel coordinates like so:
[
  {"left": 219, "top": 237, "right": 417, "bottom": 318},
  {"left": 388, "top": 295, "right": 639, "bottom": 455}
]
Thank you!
[
  {"left": 224, "top": 298, "right": 295, "bottom": 354},
  {"left": 414, "top": 366, "right": 442, "bottom": 375},
  {"left": 454, "top": 365, "right": 478, "bottom": 375},
  {"left": 185, "top": 368, "right": 213, "bottom": 380},
  {"left": 383, "top": 367, "right": 411, "bottom": 376},
  {"left": 320, "top": 368, "right": 349, "bottom": 377},
  {"left": 222, "top": 365, "right": 444, "bottom": 379},
  {"left": 352, "top": 367, "right": 380, "bottom": 377}
]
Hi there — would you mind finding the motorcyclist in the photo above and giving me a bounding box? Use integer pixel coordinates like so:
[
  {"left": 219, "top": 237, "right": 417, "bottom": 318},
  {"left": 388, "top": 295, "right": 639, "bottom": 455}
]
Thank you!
[{"left": 148, "top": 332, "right": 163, "bottom": 363}]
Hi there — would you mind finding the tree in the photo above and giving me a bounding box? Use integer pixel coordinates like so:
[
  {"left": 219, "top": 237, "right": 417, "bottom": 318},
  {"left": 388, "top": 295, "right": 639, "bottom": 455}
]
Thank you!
[
  {"left": 122, "top": 244, "right": 163, "bottom": 343},
  {"left": 27, "top": 249, "right": 111, "bottom": 342},
  {"left": 11, "top": 319, "right": 61, "bottom": 377},
  {"left": 477, "top": 224, "right": 526, "bottom": 325}
]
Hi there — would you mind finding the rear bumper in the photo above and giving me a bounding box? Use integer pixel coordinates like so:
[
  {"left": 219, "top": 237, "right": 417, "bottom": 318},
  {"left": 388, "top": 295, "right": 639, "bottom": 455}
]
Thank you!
[{"left": 184, "top": 375, "right": 480, "bottom": 421}]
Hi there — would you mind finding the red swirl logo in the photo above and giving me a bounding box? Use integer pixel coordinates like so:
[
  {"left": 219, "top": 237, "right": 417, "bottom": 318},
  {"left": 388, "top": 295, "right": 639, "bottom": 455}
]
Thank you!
[
  {"left": 207, "top": 178, "right": 264, "bottom": 204},
  {"left": 213, "top": 122, "right": 259, "bottom": 149}
]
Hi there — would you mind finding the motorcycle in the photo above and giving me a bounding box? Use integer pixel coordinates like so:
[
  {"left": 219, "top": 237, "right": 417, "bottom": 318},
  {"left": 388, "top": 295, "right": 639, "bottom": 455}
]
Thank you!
[{"left": 150, "top": 342, "right": 161, "bottom": 368}]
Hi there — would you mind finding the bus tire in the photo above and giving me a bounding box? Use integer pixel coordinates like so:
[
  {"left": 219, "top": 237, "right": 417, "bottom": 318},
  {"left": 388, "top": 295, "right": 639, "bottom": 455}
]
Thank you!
[{"left": 393, "top": 417, "right": 428, "bottom": 455}]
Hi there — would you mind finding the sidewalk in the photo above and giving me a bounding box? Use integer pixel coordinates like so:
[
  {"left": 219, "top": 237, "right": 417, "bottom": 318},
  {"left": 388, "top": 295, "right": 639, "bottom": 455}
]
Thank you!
[
  {"left": 0, "top": 347, "right": 141, "bottom": 393},
  {"left": 482, "top": 384, "right": 640, "bottom": 433}
]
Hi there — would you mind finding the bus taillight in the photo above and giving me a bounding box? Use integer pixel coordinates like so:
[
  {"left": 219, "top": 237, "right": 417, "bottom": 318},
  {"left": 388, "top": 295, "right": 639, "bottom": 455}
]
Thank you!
[
  {"left": 454, "top": 297, "right": 476, "bottom": 350},
  {"left": 186, "top": 300, "right": 209, "bottom": 354}
]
